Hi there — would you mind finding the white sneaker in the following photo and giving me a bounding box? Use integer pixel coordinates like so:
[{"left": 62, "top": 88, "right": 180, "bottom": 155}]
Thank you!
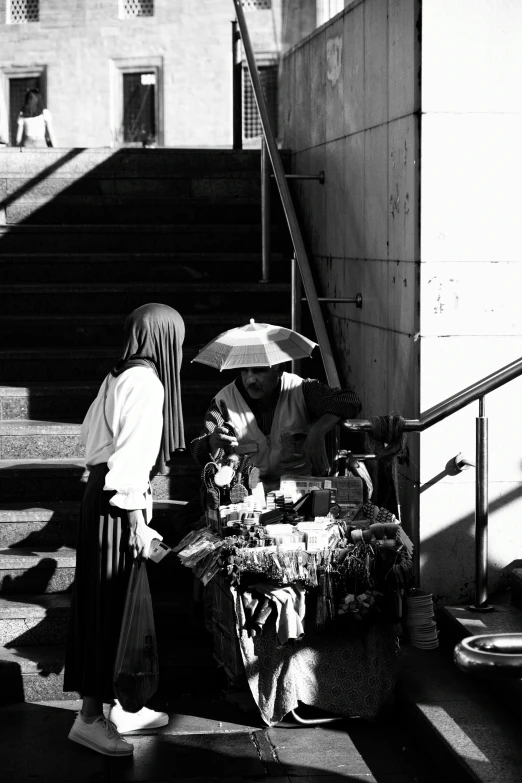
[
  {"left": 109, "top": 700, "right": 169, "bottom": 734},
  {"left": 68, "top": 713, "right": 133, "bottom": 756}
]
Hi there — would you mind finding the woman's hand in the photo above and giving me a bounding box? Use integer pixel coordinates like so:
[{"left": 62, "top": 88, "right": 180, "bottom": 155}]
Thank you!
[{"left": 128, "top": 509, "right": 149, "bottom": 559}]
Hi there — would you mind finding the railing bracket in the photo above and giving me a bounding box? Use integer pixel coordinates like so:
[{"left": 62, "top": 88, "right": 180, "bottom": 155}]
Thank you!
[
  {"left": 271, "top": 171, "right": 325, "bottom": 184},
  {"left": 301, "top": 294, "right": 363, "bottom": 308}
]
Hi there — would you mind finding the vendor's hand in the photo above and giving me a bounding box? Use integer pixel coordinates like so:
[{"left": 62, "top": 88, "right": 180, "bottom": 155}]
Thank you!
[
  {"left": 128, "top": 509, "right": 149, "bottom": 560},
  {"left": 208, "top": 425, "right": 238, "bottom": 456},
  {"left": 302, "top": 428, "right": 330, "bottom": 476}
]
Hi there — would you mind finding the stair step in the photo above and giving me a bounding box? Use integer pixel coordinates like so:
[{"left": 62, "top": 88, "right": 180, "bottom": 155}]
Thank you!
[
  {"left": 0, "top": 418, "right": 203, "bottom": 459},
  {"left": 398, "top": 604, "right": 522, "bottom": 783},
  {"left": 0, "top": 251, "right": 290, "bottom": 284},
  {"left": 0, "top": 223, "right": 287, "bottom": 253},
  {"left": 5, "top": 198, "right": 265, "bottom": 227},
  {"left": 0, "top": 344, "right": 289, "bottom": 382},
  {"left": 0, "top": 280, "right": 290, "bottom": 316},
  {"left": 0, "top": 420, "right": 83, "bottom": 460},
  {"left": 0, "top": 546, "right": 77, "bottom": 595},
  {"left": 0, "top": 499, "right": 189, "bottom": 548},
  {"left": 0, "top": 147, "right": 268, "bottom": 177},
  {"left": 0, "top": 380, "right": 225, "bottom": 421},
  {"left": 0, "top": 583, "right": 198, "bottom": 647},
  {"left": 0, "top": 458, "right": 201, "bottom": 502},
  {"left": 0, "top": 636, "right": 217, "bottom": 703},
  {"left": 2, "top": 174, "right": 263, "bottom": 200},
  {"left": 0, "top": 311, "right": 291, "bottom": 349},
  {"left": 0, "top": 644, "right": 78, "bottom": 702},
  {"left": 0, "top": 594, "right": 71, "bottom": 646}
]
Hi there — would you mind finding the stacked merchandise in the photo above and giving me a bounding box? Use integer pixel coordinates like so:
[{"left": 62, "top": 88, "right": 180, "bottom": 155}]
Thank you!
[
  {"left": 405, "top": 589, "right": 439, "bottom": 649},
  {"left": 174, "top": 457, "right": 415, "bottom": 645}
]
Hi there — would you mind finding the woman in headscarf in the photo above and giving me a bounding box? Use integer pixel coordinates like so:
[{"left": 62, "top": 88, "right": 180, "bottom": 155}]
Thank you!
[{"left": 64, "top": 303, "right": 185, "bottom": 757}]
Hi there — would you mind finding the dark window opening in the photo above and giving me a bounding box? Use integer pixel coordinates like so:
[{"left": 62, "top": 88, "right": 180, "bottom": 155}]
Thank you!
[
  {"left": 9, "top": 76, "right": 40, "bottom": 146},
  {"left": 122, "top": 72, "right": 156, "bottom": 145}
]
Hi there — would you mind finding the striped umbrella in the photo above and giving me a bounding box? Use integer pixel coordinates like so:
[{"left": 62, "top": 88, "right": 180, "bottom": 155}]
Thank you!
[{"left": 192, "top": 319, "right": 317, "bottom": 371}]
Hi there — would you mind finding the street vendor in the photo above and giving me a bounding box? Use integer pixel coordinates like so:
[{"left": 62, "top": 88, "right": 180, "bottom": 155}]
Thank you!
[{"left": 190, "top": 362, "right": 362, "bottom": 485}]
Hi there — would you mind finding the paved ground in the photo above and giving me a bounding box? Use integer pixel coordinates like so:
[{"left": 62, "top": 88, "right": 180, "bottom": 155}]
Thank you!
[{"left": 1, "top": 693, "right": 449, "bottom": 783}]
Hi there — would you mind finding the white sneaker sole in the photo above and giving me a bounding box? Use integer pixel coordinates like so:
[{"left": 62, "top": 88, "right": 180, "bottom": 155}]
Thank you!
[
  {"left": 115, "top": 715, "right": 169, "bottom": 734},
  {"left": 69, "top": 730, "right": 134, "bottom": 756}
]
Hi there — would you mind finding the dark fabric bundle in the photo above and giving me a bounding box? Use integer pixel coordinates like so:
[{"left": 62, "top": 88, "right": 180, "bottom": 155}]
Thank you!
[
  {"left": 367, "top": 415, "right": 407, "bottom": 462},
  {"left": 112, "top": 303, "right": 185, "bottom": 472},
  {"left": 365, "top": 415, "right": 407, "bottom": 518}
]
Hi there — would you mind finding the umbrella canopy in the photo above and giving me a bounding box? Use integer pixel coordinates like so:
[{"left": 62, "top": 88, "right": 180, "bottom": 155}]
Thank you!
[{"left": 192, "top": 319, "right": 317, "bottom": 371}]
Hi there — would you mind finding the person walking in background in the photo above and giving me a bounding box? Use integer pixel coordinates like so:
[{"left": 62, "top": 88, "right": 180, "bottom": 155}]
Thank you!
[
  {"left": 64, "top": 303, "right": 185, "bottom": 757},
  {"left": 16, "top": 88, "right": 57, "bottom": 147}
]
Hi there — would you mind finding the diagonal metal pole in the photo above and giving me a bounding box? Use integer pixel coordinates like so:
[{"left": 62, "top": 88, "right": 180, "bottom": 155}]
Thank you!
[{"left": 232, "top": 0, "right": 340, "bottom": 389}]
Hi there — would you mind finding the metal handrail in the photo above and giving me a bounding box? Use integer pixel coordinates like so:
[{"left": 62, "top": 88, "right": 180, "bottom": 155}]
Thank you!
[
  {"left": 232, "top": 0, "right": 340, "bottom": 389},
  {"left": 340, "top": 355, "right": 522, "bottom": 433},
  {"left": 341, "top": 355, "right": 522, "bottom": 611}
]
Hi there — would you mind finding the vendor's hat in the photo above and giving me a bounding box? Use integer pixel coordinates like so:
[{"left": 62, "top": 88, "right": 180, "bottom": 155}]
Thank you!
[{"left": 192, "top": 319, "right": 317, "bottom": 371}]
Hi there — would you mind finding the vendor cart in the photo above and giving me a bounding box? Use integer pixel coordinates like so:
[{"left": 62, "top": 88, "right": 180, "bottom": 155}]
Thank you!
[{"left": 176, "top": 470, "right": 414, "bottom": 727}]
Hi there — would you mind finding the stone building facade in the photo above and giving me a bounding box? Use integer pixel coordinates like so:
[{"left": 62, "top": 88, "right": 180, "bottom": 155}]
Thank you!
[{"left": 0, "top": 0, "right": 296, "bottom": 147}]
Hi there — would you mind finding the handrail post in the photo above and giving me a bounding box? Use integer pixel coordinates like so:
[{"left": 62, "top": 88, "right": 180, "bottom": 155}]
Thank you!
[
  {"left": 260, "top": 135, "right": 271, "bottom": 282},
  {"left": 232, "top": 20, "right": 242, "bottom": 150},
  {"left": 469, "top": 396, "right": 493, "bottom": 612},
  {"left": 291, "top": 253, "right": 301, "bottom": 376}
]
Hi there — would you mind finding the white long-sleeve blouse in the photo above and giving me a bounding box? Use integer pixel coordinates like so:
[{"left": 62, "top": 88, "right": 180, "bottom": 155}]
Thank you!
[{"left": 81, "top": 366, "right": 164, "bottom": 514}]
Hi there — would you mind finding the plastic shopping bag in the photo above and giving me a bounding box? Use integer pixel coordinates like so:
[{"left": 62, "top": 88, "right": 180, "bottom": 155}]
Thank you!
[{"left": 113, "top": 560, "right": 159, "bottom": 713}]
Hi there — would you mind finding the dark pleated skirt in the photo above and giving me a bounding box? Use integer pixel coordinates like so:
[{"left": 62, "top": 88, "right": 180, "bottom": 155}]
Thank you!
[{"left": 64, "top": 463, "right": 132, "bottom": 701}]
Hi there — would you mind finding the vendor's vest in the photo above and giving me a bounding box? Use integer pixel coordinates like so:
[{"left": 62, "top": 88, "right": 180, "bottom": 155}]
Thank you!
[{"left": 214, "top": 372, "right": 312, "bottom": 480}]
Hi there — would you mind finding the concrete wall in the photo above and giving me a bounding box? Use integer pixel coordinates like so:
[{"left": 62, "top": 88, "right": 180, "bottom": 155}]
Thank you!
[
  {"left": 280, "top": 0, "right": 421, "bottom": 543},
  {"left": 0, "top": 0, "right": 280, "bottom": 147},
  {"left": 418, "top": 0, "right": 522, "bottom": 604},
  {"left": 281, "top": 0, "right": 522, "bottom": 604}
]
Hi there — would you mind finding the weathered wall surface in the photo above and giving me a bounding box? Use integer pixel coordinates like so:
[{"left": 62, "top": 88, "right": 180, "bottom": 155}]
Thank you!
[
  {"left": 280, "top": 0, "right": 421, "bottom": 542},
  {"left": 282, "top": 0, "right": 522, "bottom": 604},
  {"left": 418, "top": 0, "right": 522, "bottom": 604},
  {"left": 0, "top": 0, "right": 280, "bottom": 147}
]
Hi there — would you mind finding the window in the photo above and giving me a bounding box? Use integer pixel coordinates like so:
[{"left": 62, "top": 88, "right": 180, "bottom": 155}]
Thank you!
[
  {"left": 7, "top": 0, "right": 39, "bottom": 24},
  {"left": 120, "top": 0, "right": 154, "bottom": 19},
  {"left": 243, "top": 64, "right": 278, "bottom": 139},
  {"left": 122, "top": 72, "right": 156, "bottom": 144},
  {"left": 243, "top": 0, "right": 272, "bottom": 8},
  {"left": 8, "top": 76, "right": 40, "bottom": 144}
]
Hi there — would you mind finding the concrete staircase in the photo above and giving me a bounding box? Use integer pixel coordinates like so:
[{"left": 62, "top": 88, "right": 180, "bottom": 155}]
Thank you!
[{"left": 0, "top": 147, "right": 292, "bottom": 703}]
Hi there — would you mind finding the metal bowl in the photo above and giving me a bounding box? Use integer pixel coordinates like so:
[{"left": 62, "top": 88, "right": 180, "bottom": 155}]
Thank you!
[{"left": 454, "top": 633, "right": 522, "bottom": 677}]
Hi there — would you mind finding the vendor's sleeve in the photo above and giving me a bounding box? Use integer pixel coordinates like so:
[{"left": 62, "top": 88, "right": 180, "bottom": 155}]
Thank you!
[
  {"left": 302, "top": 379, "right": 362, "bottom": 419},
  {"left": 105, "top": 373, "right": 164, "bottom": 510},
  {"left": 189, "top": 398, "right": 225, "bottom": 466}
]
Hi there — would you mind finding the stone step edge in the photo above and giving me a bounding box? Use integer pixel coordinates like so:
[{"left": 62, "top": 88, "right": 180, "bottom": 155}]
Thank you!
[
  {"left": 0, "top": 589, "right": 195, "bottom": 618},
  {"left": 0, "top": 641, "right": 216, "bottom": 677},
  {"left": 0, "top": 281, "right": 289, "bottom": 293},
  {"left": 0, "top": 345, "right": 202, "bottom": 359},
  {"left": 0, "top": 311, "right": 291, "bottom": 324},
  {"left": 0, "top": 251, "right": 286, "bottom": 261},
  {"left": 0, "top": 382, "right": 222, "bottom": 396},
  {"left": 0, "top": 499, "right": 187, "bottom": 521},
  {"left": 0, "top": 223, "right": 266, "bottom": 234},
  {"left": 0, "top": 547, "right": 77, "bottom": 568},
  {"left": 0, "top": 416, "right": 201, "bottom": 434},
  {"left": 396, "top": 601, "right": 522, "bottom": 783},
  {"left": 0, "top": 458, "right": 200, "bottom": 475},
  {"left": 5, "top": 195, "right": 263, "bottom": 204}
]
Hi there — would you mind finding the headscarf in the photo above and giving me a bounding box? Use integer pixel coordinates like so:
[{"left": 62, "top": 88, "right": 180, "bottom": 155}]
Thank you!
[{"left": 112, "top": 303, "right": 185, "bottom": 472}]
